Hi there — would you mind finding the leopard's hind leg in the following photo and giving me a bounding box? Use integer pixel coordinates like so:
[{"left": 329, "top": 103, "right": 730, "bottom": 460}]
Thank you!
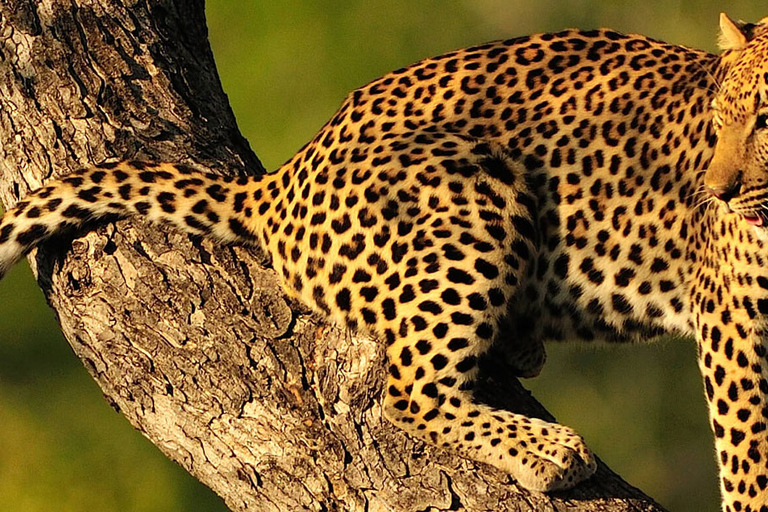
[
  {"left": 277, "top": 131, "right": 597, "bottom": 490},
  {"left": 363, "top": 134, "right": 595, "bottom": 490}
]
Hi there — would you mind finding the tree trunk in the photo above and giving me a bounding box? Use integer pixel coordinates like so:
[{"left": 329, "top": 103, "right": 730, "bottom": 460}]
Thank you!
[{"left": 0, "top": 1, "right": 669, "bottom": 510}]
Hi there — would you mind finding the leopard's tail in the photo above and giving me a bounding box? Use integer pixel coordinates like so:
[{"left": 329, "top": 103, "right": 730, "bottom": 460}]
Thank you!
[{"left": 0, "top": 162, "right": 272, "bottom": 281}]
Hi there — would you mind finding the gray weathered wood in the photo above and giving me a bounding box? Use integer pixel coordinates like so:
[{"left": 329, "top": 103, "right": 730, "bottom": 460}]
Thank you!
[{"left": 0, "top": 1, "right": 669, "bottom": 510}]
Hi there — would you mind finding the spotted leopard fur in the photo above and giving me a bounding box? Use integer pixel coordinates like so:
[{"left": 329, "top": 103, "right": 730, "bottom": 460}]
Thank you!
[{"left": 4, "top": 12, "right": 768, "bottom": 511}]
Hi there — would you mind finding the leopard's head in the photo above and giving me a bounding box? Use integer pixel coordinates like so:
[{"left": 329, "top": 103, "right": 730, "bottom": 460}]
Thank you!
[{"left": 706, "top": 13, "right": 768, "bottom": 226}]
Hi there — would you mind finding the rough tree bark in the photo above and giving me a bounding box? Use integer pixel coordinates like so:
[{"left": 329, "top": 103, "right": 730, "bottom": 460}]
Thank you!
[{"left": 0, "top": 1, "right": 670, "bottom": 511}]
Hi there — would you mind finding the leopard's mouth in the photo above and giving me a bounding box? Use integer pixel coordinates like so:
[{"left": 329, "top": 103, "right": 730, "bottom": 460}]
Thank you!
[
  {"left": 742, "top": 212, "right": 766, "bottom": 227},
  {"left": 721, "top": 202, "right": 767, "bottom": 226}
]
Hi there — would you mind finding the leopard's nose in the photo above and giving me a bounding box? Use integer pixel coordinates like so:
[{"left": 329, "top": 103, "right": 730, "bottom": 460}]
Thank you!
[{"left": 708, "top": 182, "right": 741, "bottom": 202}]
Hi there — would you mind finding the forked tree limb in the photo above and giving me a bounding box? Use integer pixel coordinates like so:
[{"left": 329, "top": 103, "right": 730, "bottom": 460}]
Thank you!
[{"left": 0, "top": 1, "right": 668, "bottom": 510}]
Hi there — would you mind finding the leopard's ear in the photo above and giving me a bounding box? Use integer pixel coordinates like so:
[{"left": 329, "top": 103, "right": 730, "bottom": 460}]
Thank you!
[{"left": 719, "top": 12, "right": 754, "bottom": 51}]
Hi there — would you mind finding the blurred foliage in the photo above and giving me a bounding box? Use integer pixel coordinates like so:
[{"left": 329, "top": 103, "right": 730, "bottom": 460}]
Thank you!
[{"left": 2, "top": 1, "right": 766, "bottom": 511}]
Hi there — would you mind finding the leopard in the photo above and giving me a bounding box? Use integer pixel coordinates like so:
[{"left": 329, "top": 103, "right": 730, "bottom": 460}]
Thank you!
[{"left": 4, "top": 10, "right": 768, "bottom": 511}]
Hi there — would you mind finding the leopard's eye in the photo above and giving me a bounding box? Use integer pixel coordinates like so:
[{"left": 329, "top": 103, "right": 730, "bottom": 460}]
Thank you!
[{"left": 757, "top": 113, "right": 768, "bottom": 130}]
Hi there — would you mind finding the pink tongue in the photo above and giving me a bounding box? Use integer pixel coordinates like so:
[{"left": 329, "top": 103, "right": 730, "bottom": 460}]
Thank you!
[{"left": 745, "top": 215, "right": 764, "bottom": 226}]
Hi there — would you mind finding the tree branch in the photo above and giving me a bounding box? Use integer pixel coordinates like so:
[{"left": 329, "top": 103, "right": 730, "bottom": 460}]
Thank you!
[{"left": 0, "top": 1, "right": 667, "bottom": 510}]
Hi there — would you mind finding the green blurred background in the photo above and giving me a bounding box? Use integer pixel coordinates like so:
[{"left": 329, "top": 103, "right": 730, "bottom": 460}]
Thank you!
[{"left": 1, "top": 1, "right": 766, "bottom": 511}]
